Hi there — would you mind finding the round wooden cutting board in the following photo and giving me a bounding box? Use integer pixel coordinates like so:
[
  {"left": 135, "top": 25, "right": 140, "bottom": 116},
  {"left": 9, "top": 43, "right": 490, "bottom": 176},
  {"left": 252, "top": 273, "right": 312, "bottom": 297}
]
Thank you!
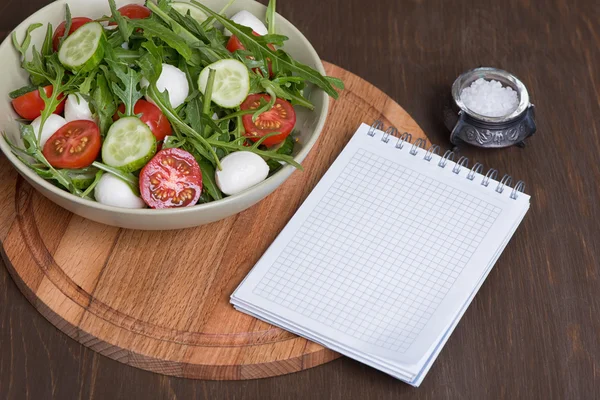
[{"left": 0, "top": 63, "right": 428, "bottom": 380}]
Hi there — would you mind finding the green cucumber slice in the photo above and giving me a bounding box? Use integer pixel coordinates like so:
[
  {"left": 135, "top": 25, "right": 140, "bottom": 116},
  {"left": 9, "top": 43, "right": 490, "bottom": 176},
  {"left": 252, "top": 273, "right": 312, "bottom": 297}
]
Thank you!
[
  {"left": 102, "top": 117, "right": 157, "bottom": 172},
  {"left": 58, "top": 22, "right": 105, "bottom": 73},
  {"left": 171, "top": 2, "right": 208, "bottom": 23},
  {"left": 198, "top": 59, "right": 250, "bottom": 109}
]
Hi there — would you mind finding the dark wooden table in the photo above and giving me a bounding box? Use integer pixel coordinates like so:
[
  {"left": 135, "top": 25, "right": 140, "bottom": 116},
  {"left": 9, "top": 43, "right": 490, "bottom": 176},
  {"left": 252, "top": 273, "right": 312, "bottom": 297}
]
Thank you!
[{"left": 2, "top": 0, "right": 599, "bottom": 398}]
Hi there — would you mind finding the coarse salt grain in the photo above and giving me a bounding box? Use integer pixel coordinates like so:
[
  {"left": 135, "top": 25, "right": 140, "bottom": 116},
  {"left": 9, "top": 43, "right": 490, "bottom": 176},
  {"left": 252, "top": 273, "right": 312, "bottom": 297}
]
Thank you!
[{"left": 460, "top": 78, "right": 519, "bottom": 117}]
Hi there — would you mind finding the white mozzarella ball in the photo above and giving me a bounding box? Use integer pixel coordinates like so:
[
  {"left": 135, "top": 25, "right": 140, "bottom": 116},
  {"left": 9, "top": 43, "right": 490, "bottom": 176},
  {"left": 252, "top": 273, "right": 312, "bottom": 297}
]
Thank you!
[
  {"left": 215, "top": 151, "right": 269, "bottom": 196},
  {"left": 94, "top": 173, "right": 146, "bottom": 209},
  {"left": 30, "top": 114, "right": 67, "bottom": 147},
  {"left": 224, "top": 10, "right": 268, "bottom": 36},
  {"left": 64, "top": 93, "right": 94, "bottom": 122},
  {"left": 141, "top": 64, "right": 189, "bottom": 109}
]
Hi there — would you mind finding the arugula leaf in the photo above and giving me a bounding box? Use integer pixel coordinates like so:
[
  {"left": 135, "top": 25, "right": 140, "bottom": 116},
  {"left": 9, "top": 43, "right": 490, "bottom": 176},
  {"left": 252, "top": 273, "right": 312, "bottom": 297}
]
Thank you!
[
  {"left": 128, "top": 15, "right": 195, "bottom": 61},
  {"left": 12, "top": 24, "right": 50, "bottom": 86},
  {"left": 78, "top": 71, "right": 97, "bottom": 95},
  {"left": 195, "top": 0, "right": 237, "bottom": 30},
  {"left": 325, "top": 76, "right": 345, "bottom": 89},
  {"left": 202, "top": 68, "right": 216, "bottom": 136},
  {"left": 260, "top": 78, "right": 314, "bottom": 109},
  {"left": 196, "top": 158, "right": 223, "bottom": 201},
  {"left": 145, "top": 1, "right": 200, "bottom": 45},
  {"left": 190, "top": 2, "right": 343, "bottom": 99},
  {"left": 105, "top": 47, "right": 142, "bottom": 117},
  {"left": 81, "top": 170, "right": 104, "bottom": 198},
  {"left": 252, "top": 88, "right": 277, "bottom": 123},
  {"left": 215, "top": 108, "right": 255, "bottom": 123},
  {"left": 108, "top": 0, "right": 133, "bottom": 43},
  {"left": 137, "top": 40, "right": 163, "bottom": 83},
  {"left": 113, "top": 47, "right": 142, "bottom": 63},
  {"left": 91, "top": 73, "right": 117, "bottom": 136},
  {"left": 12, "top": 23, "right": 43, "bottom": 59},
  {"left": 167, "top": 5, "right": 231, "bottom": 61},
  {"left": 41, "top": 24, "right": 54, "bottom": 56},
  {"left": 112, "top": 66, "right": 142, "bottom": 117},
  {"left": 163, "top": 135, "right": 186, "bottom": 149},
  {"left": 58, "top": 5, "right": 73, "bottom": 50},
  {"left": 144, "top": 3, "right": 229, "bottom": 65},
  {"left": 147, "top": 81, "right": 220, "bottom": 166},
  {"left": 178, "top": 59, "right": 205, "bottom": 134},
  {"left": 9, "top": 85, "right": 38, "bottom": 99},
  {"left": 274, "top": 135, "right": 295, "bottom": 156},
  {"left": 266, "top": 0, "right": 277, "bottom": 35},
  {"left": 37, "top": 56, "right": 67, "bottom": 141},
  {"left": 4, "top": 124, "right": 84, "bottom": 196}
]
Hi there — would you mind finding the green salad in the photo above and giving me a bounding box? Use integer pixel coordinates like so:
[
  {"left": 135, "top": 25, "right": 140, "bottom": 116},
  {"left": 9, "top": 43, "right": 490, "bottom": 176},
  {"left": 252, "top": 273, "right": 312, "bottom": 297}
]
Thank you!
[{"left": 6, "top": 0, "right": 343, "bottom": 209}]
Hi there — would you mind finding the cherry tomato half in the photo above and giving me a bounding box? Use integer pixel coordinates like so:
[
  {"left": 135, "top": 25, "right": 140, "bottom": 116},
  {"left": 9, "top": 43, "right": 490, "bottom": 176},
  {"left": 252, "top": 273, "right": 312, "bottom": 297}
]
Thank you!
[
  {"left": 115, "top": 100, "right": 172, "bottom": 141},
  {"left": 42, "top": 120, "right": 101, "bottom": 169},
  {"left": 226, "top": 32, "right": 276, "bottom": 77},
  {"left": 241, "top": 94, "right": 296, "bottom": 147},
  {"left": 52, "top": 17, "right": 93, "bottom": 51},
  {"left": 109, "top": 4, "right": 151, "bottom": 25},
  {"left": 11, "top": 86, "right": 66, "bottom": 120},
  {"left": 139, "top": 148, "right": 203, "bottom": 209}
]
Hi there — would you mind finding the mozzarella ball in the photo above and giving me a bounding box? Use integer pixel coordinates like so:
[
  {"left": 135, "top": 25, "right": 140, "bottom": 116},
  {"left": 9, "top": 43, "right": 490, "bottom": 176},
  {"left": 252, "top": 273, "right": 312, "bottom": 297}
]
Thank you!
[
  {"left": 215, "top": 151, "right": 269, "bottom": 196},
  {"left": 64, "top": 93, "right": 94, "bottom": 122},
  {"left": 30, "top": 114, "right": 67, "bottom": 147},
  {"left": 94, "top": 173, "right": 146, "bottom": 209},
  {"left": 141, "top": 64, "right": 189, "bottom": 109},
  {"left": 224, "top": 10, "right": 268, "bottom": 36}
]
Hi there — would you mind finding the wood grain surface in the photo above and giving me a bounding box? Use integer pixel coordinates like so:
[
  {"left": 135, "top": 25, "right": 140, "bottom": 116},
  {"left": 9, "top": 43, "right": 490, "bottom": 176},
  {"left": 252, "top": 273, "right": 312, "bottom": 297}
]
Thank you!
[
  {"left": 0, "top": 62, "right": 427, "bottom": 381},
  {"left": 1, "top": 0, "right": 600, "bottom": 399}
]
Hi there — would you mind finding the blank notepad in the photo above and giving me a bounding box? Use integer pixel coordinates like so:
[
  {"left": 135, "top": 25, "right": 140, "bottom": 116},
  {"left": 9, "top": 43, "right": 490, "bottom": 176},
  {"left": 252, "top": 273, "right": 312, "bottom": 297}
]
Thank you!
[{"left": 232, "top": 122, "right": 530, "bottom": 386}]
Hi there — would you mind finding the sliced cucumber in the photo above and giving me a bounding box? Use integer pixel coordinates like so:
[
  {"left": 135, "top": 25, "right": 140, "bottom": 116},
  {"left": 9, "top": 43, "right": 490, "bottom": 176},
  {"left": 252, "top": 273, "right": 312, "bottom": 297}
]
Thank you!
[
  {"left": 102, "top": 117, "right": 157, "bottom": 172},
  {"left": 171, "top": 2, "right": 208, "bottom": 23},
  {"left": 58, "top": 22, "right": 105, "bottom": 73},
  {"left": 198, "top": 59, "right": 250, "bottom": 109}
]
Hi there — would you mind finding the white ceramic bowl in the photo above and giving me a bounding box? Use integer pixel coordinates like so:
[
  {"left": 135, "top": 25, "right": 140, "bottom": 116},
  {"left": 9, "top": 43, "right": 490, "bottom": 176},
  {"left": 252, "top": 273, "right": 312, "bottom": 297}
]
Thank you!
[{"left": 0, "top": 0, "right": 328, "bottom": 230}]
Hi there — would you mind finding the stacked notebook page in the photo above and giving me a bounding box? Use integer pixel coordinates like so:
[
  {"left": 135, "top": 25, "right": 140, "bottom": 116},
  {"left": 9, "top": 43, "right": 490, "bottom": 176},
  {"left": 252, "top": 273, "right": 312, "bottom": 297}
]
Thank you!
[{"left": 231, "top": 123, "right": 530, "bottom": 386}]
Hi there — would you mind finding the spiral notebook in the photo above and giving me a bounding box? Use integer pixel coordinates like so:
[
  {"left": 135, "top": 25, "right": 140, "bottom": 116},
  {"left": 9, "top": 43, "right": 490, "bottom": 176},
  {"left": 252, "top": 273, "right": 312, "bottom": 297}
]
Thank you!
[{"left": 231, "top": 121, "right": 530, "bottom": 386}]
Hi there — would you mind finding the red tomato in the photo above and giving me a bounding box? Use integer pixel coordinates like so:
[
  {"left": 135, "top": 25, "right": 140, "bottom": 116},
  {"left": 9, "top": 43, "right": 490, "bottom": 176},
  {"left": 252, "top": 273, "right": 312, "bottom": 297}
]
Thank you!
[
  {"left": 11, "top": 86, "right": 66, "bottom": 120},
  {"left": 241, "top": 94, "right": 296, "bottom": 147},
  {"left": 139, "top": 148, "right": 203, "bottom": 209},
  {"left": 115, "top": 100, "right": 172, "bottom": 141},
  {"left": 109, "top": 4, "right": 151, "bottom": 25},
  {"left": 42, "top": 120, "right": 101, "bottom": 169},
  {"left": 226, "top": 32, "right": 276, "bottom": 77},
  {"left": 52, "top": 17, "right": 93, "bottom": 51}
]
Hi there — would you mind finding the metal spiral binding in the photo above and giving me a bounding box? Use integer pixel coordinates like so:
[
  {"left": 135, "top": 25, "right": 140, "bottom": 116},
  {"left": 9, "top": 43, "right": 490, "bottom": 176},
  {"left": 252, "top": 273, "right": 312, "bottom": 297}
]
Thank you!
[
  {"left": 381, "top": 127, "right": 397, "bottom": 143},
  {"left": 438, "top": 150, "right": 455, "bottom": 168},
  {"left": 424, "top": 145, "right": 440, "bottom": 161},
  {"left": 410, "top": 138, "right": 426, "bottom": 155},
  {"left": 511, "top": 181, "right": 526, "bottom": 199},
  {"left": 395, "top": 132, "right": 412, "bottom": 149},
  {"left": 482, "top": 169, "right": 498, "bottom": 187},
  {"left": 467, "top": 163, "right": 484, "bottom": 181},
  {"left": 452, "top": 156, "right": 469, "bottom": 174},
  {"left": 367, "top": 120, "right": 525, "bottom": 199},
  {"left": 368, "top": 120, "right": 383, "bottom": 137},
  {"left": 496, "top": 174, "right": 513, "bottom": 194}
]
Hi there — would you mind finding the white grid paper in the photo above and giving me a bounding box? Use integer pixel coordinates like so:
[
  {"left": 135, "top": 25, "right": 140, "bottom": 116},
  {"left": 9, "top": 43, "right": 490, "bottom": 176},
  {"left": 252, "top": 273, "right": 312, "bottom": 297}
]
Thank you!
[{"left": 254, "top": 149, "right": 501, "bottom": 353}]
